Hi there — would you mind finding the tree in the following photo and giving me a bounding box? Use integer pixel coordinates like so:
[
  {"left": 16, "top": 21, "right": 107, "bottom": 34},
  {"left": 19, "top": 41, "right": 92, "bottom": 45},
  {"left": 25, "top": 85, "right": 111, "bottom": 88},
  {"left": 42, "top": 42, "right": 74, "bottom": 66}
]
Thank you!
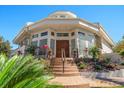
[
  {"left": 0, "top": 36, "right": 11, "bottom": 56},
  {"left": 114, "top": 35, "right": 124, "bottom": 54},
  {"left": 119, "top": 49, "right": 124, "bottom": 58}
]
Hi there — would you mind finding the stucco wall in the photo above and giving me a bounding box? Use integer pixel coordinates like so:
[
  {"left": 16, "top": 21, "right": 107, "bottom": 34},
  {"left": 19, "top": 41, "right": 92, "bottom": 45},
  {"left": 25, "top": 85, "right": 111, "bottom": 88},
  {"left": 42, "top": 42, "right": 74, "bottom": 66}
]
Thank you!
[{"left": 101, "top": 39, "right": 113, "bottom": 53}]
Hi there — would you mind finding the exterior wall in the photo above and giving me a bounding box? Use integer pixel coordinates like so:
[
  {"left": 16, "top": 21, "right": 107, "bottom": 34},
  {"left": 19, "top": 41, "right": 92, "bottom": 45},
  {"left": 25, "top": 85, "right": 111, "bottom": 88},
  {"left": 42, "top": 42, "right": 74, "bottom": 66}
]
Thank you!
[{"left": 101, "top": 39, "right": 113, "bottom": 54}]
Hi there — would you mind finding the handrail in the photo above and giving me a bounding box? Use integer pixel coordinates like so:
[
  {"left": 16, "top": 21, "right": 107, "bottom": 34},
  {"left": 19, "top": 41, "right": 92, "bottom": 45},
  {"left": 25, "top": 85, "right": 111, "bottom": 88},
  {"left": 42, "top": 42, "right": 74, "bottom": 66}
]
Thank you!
[{"left": 61, "top": 48, "right": 66, "bottom": 73}]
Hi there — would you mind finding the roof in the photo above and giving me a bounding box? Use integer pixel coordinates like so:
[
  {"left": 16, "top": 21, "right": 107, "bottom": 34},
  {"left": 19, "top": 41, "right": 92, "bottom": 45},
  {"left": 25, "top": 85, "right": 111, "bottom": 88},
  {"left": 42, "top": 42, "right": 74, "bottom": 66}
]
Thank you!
[
  {"left": 13, "top": 11, "right": 115, "bottom": 46},
  {"left": 48, "top": 11, "right": 77, "bottom": 19}
]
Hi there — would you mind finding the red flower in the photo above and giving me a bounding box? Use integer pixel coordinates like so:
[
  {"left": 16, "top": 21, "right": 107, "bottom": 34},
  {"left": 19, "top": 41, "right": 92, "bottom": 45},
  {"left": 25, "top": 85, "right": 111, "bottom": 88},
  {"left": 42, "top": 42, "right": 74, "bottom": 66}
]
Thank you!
[{"left": 42, "top": 45, "right": 48, "bottom": 49}]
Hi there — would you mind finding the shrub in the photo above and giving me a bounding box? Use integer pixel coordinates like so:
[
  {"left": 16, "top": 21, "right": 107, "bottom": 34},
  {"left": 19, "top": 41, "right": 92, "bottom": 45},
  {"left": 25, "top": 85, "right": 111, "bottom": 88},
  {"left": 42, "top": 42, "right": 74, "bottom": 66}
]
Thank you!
[
  {"left": 121, "top": 62, "right": 124, "bottom": 65},
  {"left": 89, "top": 46, "right": 100, "bottom": 60},
  {"left": 79, "top": 63, "right": 87, "bottom": 69},
  {"left": 0, "top": 54, "right": 62, "bottom": 88},
  {"left": 94, "top": 64, "right": 102, "bottom": 71},
  {"left": 120, "top": 49, "right": 124, "bottom": 57}
]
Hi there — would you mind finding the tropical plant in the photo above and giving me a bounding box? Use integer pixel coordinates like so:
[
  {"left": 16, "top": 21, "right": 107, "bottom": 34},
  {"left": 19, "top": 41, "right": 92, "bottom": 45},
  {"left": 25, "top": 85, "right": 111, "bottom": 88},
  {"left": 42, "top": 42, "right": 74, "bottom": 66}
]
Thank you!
[
  {"left": 0, "top": 54, "right": 62, "bottom": 88},
  {"left": 89, "top": 46, "right": 100, "bottom": 61}
]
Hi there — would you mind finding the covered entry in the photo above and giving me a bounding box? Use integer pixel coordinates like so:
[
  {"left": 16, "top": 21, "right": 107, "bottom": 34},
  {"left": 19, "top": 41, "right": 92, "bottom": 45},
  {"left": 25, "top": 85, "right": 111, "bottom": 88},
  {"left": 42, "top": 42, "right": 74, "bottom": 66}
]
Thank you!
[{"left": 56, "top": 40, "right": 69, "bottom": 57}]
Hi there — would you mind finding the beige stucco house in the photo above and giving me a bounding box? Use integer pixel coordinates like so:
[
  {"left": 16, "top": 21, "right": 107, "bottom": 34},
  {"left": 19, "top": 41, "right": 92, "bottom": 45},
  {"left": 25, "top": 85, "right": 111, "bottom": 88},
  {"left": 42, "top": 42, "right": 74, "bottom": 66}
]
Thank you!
[{"left": 13, "top": 11, "right": 115, "bottom": 58}]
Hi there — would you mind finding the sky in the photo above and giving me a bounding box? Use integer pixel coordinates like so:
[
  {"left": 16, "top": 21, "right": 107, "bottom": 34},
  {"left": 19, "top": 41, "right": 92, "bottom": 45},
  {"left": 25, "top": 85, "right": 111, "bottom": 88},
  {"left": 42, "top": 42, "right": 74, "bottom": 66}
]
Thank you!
[{"left": 0, "top": 5, "right": 124, "bottom": 49}]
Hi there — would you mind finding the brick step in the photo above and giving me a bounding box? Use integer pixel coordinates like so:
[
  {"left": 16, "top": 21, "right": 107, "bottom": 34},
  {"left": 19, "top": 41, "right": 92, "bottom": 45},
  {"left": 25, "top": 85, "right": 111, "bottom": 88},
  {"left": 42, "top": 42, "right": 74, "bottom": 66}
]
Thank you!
[
  {"left": 53, "top": 72, "right": 80, "bottom": 76},
  {"left": 53, "top": 69, "right": 78, "bottom": 72},
  {"left": 64, "top": 83, "right": 89, "bottom": 88},
  {"left": 50, "top": 66, "right": 78, "bottom": 68},
  {"left": 53, "top": 64, "right": 76, "bottom": 67}
]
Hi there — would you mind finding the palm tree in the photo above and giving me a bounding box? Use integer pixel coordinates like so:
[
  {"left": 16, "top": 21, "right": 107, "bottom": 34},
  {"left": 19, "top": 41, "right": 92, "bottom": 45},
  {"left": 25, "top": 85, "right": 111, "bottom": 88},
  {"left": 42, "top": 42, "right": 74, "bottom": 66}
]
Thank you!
[{"left": 0, "top": 54, "right": 62, "bottom": 88}]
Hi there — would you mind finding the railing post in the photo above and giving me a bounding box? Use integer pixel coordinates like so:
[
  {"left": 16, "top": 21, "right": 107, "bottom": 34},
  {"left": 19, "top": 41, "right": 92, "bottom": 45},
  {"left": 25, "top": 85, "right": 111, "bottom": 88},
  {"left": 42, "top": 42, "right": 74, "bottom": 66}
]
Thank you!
[{"left": 61, "top": 48, "right": 66, "bottom": 73}]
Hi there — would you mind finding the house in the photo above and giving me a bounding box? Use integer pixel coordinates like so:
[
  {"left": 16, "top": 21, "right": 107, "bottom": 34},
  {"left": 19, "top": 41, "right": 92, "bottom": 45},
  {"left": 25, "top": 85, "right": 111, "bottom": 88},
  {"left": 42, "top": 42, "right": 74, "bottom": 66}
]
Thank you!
[{"left": 13, "top": 11, "right": 114, "bottom": 58}]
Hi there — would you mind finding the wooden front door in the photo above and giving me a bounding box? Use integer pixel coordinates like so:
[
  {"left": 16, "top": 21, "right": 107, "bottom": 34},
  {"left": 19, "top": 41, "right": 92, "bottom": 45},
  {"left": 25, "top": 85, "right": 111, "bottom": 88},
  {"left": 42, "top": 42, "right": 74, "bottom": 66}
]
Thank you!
[{"left": 56, "top": 40, "right": 69, "bottom": 57}]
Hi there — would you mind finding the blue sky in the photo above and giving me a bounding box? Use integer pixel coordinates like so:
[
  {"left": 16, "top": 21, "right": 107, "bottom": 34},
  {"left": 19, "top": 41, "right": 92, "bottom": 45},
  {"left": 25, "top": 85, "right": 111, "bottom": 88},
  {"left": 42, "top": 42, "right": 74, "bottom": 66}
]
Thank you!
[{"left": 0, "top": 5, "right": 124, "bottom": 49}]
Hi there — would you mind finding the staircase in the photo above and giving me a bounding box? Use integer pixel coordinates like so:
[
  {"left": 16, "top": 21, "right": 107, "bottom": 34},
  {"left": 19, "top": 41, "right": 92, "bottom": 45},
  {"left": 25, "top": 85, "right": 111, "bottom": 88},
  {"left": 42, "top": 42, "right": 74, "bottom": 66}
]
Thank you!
[
  {"left": 50, "top": 58, "right": 89, "bottom": 88},
  {"left": 53, "top": 58, "right": 80, "bottom": 76}
]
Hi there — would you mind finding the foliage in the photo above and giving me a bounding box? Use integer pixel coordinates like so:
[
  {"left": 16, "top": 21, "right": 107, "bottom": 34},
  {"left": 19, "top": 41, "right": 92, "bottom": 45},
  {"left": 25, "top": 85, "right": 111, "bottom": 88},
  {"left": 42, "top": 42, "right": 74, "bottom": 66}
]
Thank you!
[
  {"left": 0, "top": 54, "right": 62, "bottom": 88},
  {"left": 94, "top": 64, "right": 102, "bottom": 71},
  {"left": 104, "top": 57, "right": 111, "bottom": 65},
  {"left": 121, "top": 62, "right": 124, "bottom": 65},
  {"left": 114, "top": 36, "right": 124, "bottom": 53},
  {"left": 25, "top": 45, "right": 37, "bottom": 55},
  {"left": 119, "top": 49, "right": 124, "bottom": 57},
  {"left": 0, "top": 36, "right": 11, "bottom": 56},
  {"left": 89, "top": 46, "right": 100, "bottom": 60},
  {"left": 79, "top": 63, "right": 87, "bottom": 69}
]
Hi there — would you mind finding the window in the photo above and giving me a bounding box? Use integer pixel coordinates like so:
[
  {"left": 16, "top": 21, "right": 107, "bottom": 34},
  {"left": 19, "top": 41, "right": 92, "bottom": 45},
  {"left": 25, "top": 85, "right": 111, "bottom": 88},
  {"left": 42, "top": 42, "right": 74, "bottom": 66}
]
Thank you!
[
  {"left": 41, "top": 32, "right": 48, "bottom": 37},
  {"left": 78, "top": 32, "right": 85, "bottom": 36},
  {"left": 88, "top": 35, "right": 94, "bottom": 48},
  {"left": 39, "top": 39, "right": 47, "bottom": 47},
  {"left": 57, "top": 33, "right": 69, "bottom": 37},
  {"left": 51, "top": 32, "right": 54, "bottom": 36},
  {"left": 71, "top": 32, "right": 75, "bottom": 36},
  {"left": 32, "top": 34, "right": 38, "bottom": 38},
  {"left": 71, "top": 39, "right": 75, "bottom": 54},
  {"left": 60, "top": 15, "right": 66, "bottom": 18},
  {"left": 31, "top": 41, "right": 38, "bottom": 47},
  {"left": 78, "top": 32, "right": 85, "bottom": 39},
  {"left": 50, "top": 39, "right": 55, "bottom": 54}
]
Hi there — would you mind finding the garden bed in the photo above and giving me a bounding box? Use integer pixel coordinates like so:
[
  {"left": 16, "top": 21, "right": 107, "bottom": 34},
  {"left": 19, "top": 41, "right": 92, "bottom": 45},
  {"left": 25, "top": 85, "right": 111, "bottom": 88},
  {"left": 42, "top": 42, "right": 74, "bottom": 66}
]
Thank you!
[{"left": 76, "top": 57, "right": 122, "bottom": 72}]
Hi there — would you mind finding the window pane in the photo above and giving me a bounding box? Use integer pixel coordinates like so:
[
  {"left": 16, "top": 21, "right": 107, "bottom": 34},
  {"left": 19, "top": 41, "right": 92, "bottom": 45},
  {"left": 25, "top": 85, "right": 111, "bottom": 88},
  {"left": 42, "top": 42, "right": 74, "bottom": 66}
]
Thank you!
[
  {"left": 31, "top": 41, "right": 38, "bottom": 46},
  {"left": 32, "top": 34, "right": 38, "bottom": 38},
  {"left": 50, "top": 39, "right": 55, "bottom": 55},
  {"left": 71, "top": 39, "right": 75, "bottom": 55},
  {"left": 57, "top": 33, "right": 69, "bottom": 37},
  {"left": 78, "top": 32, "right": 85, "bottom": 39},
  {"left": 41, "top": 32, "right": 48, "bottom": 37},
  {"left": 78, "top": 32, "right": 86, "bottom": 56},
  {"left": 39, "top": 39, "right": 47, "bottom": 46},
  {"left": 88, "top": 35, "right": 94, "bottom": 48}
]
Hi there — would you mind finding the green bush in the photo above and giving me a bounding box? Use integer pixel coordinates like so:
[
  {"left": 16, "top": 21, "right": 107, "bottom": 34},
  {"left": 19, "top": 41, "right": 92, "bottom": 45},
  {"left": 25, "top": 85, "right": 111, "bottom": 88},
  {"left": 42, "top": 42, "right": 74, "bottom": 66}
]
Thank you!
[
  {"left": 121, "top": 62, "right": 124, "bottom": 65},
  {"left": 79, "top": 63, "right": 87, "bottom": 69},
  {"left": 0, "top": 54, "right": 62, "bottom": 88},
  {"left": 120, "top": 49, "right": 124, "bottom": 57},
  {"left": 94, "top": 64, "right": 102, "bottom": 71}
]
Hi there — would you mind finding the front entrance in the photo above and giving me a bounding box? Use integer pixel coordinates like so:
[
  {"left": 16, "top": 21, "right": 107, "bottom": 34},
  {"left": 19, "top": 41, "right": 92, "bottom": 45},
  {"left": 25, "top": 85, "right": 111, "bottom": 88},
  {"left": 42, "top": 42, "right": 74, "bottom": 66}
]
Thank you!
[{"left": 56, "top": 40, "right": 69, "bottom": 57}]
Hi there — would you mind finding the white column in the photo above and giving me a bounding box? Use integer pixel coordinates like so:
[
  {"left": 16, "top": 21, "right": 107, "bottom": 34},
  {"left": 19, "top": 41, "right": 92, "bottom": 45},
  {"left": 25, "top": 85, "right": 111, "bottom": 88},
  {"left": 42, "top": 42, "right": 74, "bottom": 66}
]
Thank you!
[
  {"left": 75, "top": 31, "right": 79, "bottom": 49},
  {"left": 69, "top": 33, "right": 71, "bottom": 57},
  {"left": 75, "top": 31, "right": 79, "bottom": 57},
  {"left": 47, "top": 31, "right": 51, "bottom": 47}
]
